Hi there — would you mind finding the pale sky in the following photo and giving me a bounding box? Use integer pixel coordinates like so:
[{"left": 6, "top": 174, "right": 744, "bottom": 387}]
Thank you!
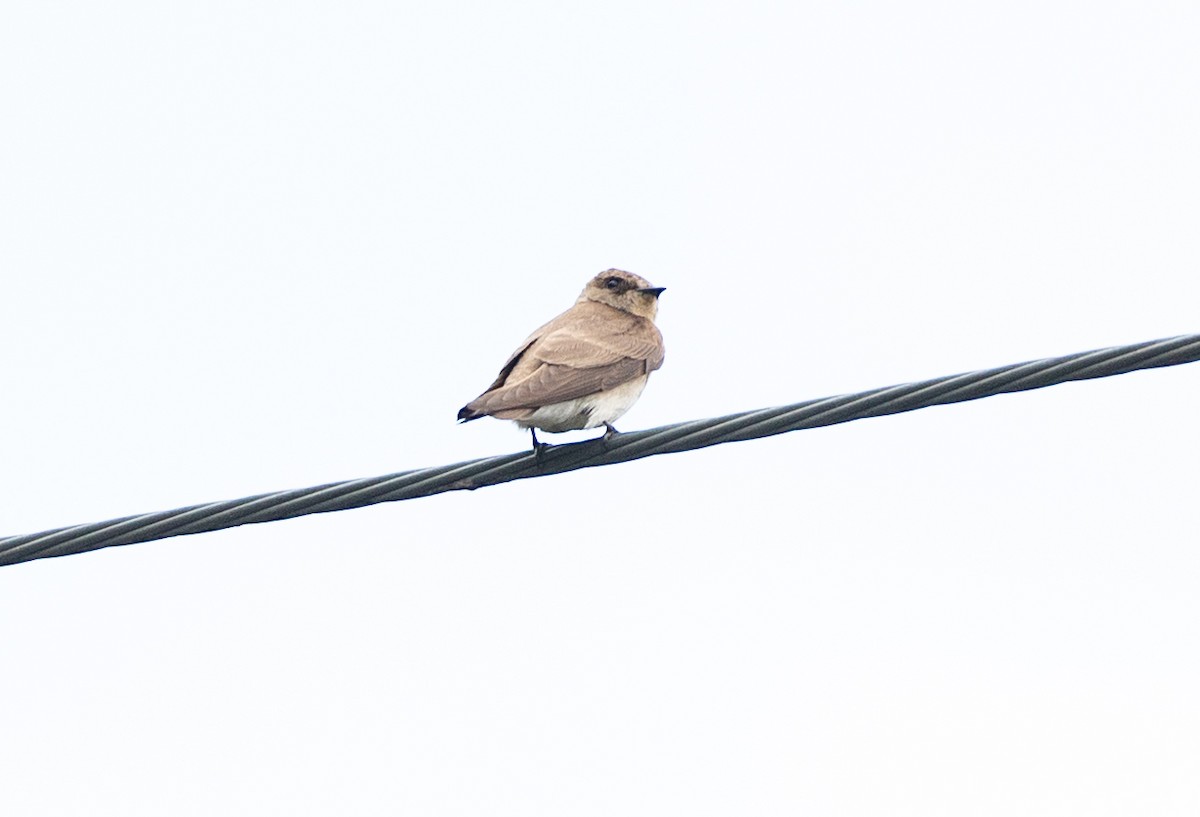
[{"left": 2, "top": 2, "right": 1199, "bottom": 815}]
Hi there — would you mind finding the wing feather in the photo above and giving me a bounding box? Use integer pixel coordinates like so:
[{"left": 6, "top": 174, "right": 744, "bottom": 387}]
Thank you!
[{"left": 461, "top": 301, "right": 664, "bottom": 417}]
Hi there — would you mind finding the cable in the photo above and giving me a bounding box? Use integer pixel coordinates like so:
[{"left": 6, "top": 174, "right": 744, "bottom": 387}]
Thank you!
[{"left": 2, "top": 333, "right": 1198, "bottom": 567}]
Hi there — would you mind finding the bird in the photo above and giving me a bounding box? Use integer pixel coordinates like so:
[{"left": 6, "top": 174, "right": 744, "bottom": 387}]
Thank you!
[{"left": 458, "top": 269, "right": 666, "bottom": 450}]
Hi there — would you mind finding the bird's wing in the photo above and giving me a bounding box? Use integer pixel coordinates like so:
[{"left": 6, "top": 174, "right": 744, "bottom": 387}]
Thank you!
[
  {"left": 463, "top": 303, "right": 664, "bottom": 414},
  {"left": 467, "top": 358, "right": 649, "bottom": 414},
  {"left": 469, "top": 310, "right": 568, "bottom": 395},
  {"left": 473, "top": 336, "right": 537, "bottom": 396}
]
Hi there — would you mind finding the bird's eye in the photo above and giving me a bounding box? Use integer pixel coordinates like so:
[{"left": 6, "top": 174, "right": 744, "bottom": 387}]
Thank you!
[{"left": 605, "top": 277, "right": 623, "bottom": 291}]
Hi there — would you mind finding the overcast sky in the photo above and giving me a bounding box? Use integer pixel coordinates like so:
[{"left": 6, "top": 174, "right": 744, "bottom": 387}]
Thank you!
[{"left": 2, "top": 2, "right": 1199, "bottom": 815}]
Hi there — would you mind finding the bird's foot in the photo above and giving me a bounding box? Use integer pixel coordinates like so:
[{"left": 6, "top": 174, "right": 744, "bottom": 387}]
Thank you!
[
  {"left": 603, "top": 422, "right": 619, "bottom": 439},
  {"left": 530, "top": 429, "right": 551, "bottom": 466}
]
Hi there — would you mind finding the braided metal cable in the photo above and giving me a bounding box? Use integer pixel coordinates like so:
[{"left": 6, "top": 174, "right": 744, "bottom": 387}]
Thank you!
[{"left": 3, "top": 333, "right": 1198, "bottom": 567}]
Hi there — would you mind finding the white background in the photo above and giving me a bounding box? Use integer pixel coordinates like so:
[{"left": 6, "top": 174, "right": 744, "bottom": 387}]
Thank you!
[{"left": 2, "top": 2, "right": 1199, "bottom": 814}]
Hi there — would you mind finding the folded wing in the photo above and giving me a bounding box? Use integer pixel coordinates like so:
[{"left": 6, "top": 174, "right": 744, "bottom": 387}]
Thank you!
[{"left": 459, "top": 301, "right": 664, "bottom": 419}]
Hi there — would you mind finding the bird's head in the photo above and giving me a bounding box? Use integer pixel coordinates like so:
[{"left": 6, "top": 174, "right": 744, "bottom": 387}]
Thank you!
[{"left": 579, "top": 269, "right": 666, "bottom": 320}]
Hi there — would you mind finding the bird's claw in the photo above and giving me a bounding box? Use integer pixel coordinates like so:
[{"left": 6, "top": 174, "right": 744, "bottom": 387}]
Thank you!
[{"left": 530, "top": 429, "right": 551, "bottom": 466}]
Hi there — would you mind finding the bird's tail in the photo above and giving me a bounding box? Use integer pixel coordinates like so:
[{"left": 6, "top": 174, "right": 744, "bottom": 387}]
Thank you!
[{"left": 457, "top": 405, "right": 483, "bottom": 423}]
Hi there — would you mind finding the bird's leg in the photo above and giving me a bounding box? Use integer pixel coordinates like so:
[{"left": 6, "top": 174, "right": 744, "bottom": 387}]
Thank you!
[
  {"left": 596, "top": 423, "right": 623, "bottom": 451},
  {"left": 530, "top": 428, "right": 549, "bottom": 464}
]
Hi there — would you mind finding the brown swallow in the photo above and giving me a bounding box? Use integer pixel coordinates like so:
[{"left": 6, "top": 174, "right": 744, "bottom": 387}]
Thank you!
[{"left": 458, "top": 269, "right": 666, "bottom": 449}]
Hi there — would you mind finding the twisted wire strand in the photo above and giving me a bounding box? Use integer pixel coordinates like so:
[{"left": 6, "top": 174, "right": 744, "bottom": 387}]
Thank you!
[{"left": 3, "top": 333, "right": 1197, "bottom": 567}]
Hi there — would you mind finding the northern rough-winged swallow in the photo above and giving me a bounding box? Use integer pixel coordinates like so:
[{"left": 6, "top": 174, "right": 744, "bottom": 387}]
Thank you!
[{"left": 458, "top": 269, "right": 666, "bottom": 449}]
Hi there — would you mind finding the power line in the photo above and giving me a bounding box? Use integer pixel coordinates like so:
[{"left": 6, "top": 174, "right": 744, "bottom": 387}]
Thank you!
[{"left": 2, "top": 333, "right": 1198, "bottom": 568}]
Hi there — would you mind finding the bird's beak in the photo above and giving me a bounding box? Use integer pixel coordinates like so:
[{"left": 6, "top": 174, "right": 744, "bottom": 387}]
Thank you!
[{"left": 637, "top": 286, "right": 666, "bottom": 299}]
